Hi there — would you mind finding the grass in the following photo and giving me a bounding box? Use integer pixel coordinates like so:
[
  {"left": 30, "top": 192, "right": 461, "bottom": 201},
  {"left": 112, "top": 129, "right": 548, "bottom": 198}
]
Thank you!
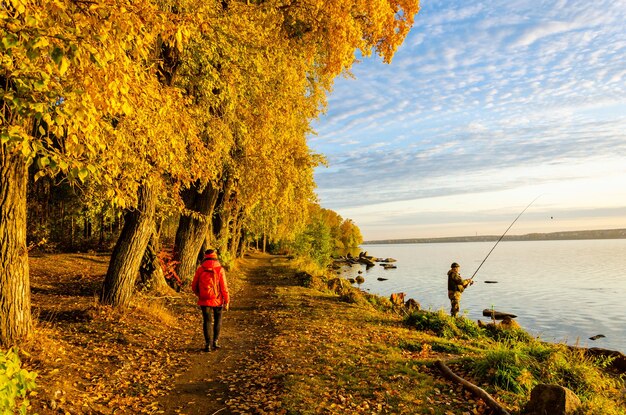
[
  {"left": 279, "top": 258, "right": 626, "bottom": 414},
  {"left": 464, "top": 339, "right": 626, "bottom": 413},
  {"left": 132, "top": 297, "right": 178, "bottom": 327},
  {"left": 404, "top": 309, "right": 485, "bottom": 339},
  {"left": 272, "top": 269, "right": 493, "bottom": 414}
]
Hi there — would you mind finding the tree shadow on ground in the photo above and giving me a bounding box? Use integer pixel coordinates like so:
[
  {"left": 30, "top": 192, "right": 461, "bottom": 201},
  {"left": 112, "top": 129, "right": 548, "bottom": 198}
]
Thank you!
[
  {"left": 34, "top": 307, "right": 93, "bottom": 324},
  {"left": 31, "top": 280, "right": 101, "bottom": 297}
]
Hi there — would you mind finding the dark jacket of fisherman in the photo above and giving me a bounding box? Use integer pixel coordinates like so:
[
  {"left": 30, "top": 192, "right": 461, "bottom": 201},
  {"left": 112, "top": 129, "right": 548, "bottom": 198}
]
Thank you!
[{"left": 447, "top": 269, "right": 470, "bottom": 292}]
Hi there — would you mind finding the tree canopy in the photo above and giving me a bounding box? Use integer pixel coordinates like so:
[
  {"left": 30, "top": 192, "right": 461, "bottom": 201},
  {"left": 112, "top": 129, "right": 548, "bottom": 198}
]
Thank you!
[{"left": 1, "top": 0, "right": 419, "bottom": 344}]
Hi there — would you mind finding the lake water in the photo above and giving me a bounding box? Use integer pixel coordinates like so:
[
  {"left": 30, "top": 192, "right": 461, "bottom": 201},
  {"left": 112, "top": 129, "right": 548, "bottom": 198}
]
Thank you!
[{"left": 340, "top": 239, "right": 626, "bottom": 353}]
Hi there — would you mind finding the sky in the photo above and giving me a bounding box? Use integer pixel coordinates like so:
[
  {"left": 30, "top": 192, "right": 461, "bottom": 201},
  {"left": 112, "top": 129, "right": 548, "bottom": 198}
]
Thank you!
[{"left": 309, "top": 0, "right": 626, "bottom": 241}]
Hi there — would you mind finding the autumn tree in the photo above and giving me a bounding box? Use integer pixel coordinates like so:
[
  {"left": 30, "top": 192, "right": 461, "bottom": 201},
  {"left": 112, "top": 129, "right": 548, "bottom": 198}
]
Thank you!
[
  {"left": 290, "top": 204, "right": 335, "bottom": 268},
  {"left": 2, "top": 0, "right": 418, "bottom": 344},
  {"left": 339, "top": 218, "right": 363, "bottom": 248},
  {"left": 1, "top": 0, "right": 201, "bottom": 341},
  {"left": 170, "top": 0, "right": 420, "bottom": 275},
  {"left": 284, "top": 204, "right": 363, "bottom": 266}
]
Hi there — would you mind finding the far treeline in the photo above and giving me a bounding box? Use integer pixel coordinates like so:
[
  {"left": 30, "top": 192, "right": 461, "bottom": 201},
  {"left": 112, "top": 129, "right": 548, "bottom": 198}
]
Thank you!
[
  {"left": 0, "top": 0, "right": 419, "bottom": 346},
  {"left": 364, "top": 228, "right": 626, "bottom": 245}
]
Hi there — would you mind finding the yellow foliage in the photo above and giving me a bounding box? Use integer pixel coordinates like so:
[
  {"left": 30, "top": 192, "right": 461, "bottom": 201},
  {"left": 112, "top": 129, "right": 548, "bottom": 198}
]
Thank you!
[{"left": 2, "top": 0, "right": 419, "bottom": 234}]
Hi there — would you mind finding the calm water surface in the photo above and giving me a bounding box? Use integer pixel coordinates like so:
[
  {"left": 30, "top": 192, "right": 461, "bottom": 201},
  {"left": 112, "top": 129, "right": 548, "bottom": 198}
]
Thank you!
[{"left": 341, "top": 239, "right": 626, "bottom": 353}]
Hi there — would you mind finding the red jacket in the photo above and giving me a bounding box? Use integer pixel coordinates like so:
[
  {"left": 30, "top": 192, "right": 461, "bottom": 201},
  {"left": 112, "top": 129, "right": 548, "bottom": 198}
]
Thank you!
[{"left": 191, "top": 256, "right": 229, "bottom": 307}]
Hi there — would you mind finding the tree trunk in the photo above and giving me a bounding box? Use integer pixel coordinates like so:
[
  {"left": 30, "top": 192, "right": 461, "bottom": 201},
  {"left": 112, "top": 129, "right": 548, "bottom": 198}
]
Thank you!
[
  {"left": 138, "top": 229, "right": 170, "bottom": 294},
  {"left": 0, "top": 147, "right": 32, "bottom": 346},
  {"left": 211, "top": 188, "right": 226, "bottom": 243},
  {"left": 99, "top": 208, "right": 105, "bottom": 246},
  {"left": 236, "top": 228, "right": 247, "bottom": 258},
  {"left": 229, "top": 210, "right": 244, "bottom": 258},
  {"left": 263, "top": 232, "right": 267, "bottom": 253},
  {"left": 173, "top": 183, "right": 219, "bottom": 283},
  {"left": 71, "top": 217, "right": 75, "bottom": 249},
  {"left": 101, "top": 183, "right": 156, "bottom": 307}
]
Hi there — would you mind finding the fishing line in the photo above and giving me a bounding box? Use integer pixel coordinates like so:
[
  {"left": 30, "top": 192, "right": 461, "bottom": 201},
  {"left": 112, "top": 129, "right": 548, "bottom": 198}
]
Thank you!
[{"left": 469, "top": 195, "right": 541, "bottom": 281}]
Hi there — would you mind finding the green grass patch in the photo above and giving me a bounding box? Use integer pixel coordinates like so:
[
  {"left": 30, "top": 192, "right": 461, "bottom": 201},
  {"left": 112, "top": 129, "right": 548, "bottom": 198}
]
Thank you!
[
  {"left": 404, "top": 310, "right": 484, "bottom": 339},
  {"left": 466, "top": 340, "right": 626, "bottom": 413}
]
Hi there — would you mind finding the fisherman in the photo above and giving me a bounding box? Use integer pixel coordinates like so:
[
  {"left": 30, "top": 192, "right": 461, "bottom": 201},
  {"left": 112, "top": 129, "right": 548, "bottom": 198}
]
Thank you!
[{"left": 447, "top": 262, "right": 473, "bottom": 317}]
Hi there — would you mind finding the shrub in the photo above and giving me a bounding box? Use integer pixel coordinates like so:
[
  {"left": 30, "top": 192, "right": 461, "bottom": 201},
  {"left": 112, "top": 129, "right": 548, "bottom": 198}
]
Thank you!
[
  {"left": 470, "top": 340, "right": 624, "bottom": 406},
  {"left": 471, "top": 343, "right": 535, "bottom": 394},
  {"left": 295, "top": 271, "right": 326, "bottom": 291},
  {"left": 483, "top": 325, "right": 533, "bottom": 343},
  {"left": 453, "top": 315, "right": 484, "bottom": 339},
  {"left": 0, "top": 348, "right": 38, "bottom": 414},
  {"left": 404, "top": 310, "right": 483, "bottom": 339},
  {"left": 540, "top": 346, "right": 620, "bottom": 399}
]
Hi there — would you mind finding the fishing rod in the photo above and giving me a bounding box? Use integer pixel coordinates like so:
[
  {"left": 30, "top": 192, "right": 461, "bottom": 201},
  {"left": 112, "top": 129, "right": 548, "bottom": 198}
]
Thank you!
[{"left": 469, "top": 195, "right": 541, "bottom": 281}]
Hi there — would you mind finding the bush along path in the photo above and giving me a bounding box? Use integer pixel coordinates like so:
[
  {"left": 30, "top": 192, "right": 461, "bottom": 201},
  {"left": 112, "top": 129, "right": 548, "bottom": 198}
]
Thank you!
[{"left": 23, "top": 252, "right": 625, "bottom": 414}]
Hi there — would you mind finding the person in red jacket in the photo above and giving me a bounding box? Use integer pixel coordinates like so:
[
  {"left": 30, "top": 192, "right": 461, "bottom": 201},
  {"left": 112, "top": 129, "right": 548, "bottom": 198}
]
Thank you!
[{"left": 191, "top": 249, "right": 230, "bottom": 352}]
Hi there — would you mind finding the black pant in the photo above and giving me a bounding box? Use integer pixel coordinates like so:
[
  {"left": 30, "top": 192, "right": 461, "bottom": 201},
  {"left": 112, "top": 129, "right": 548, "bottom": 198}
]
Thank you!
[{"left": 200, "top": 306, "right": 223, "bottom": 345}]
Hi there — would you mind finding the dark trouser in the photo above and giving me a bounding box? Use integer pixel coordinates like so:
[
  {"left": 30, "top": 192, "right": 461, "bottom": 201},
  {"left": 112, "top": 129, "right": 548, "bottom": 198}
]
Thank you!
[{"left": 201, "top": 306, "right": 223, "bottom": 345}]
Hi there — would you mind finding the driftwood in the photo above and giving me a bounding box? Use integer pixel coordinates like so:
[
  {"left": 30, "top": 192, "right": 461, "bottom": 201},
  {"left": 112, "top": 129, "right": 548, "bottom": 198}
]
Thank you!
[
  {"left": 435, "top": 360, "right": 511, "bottom": 415},
  {"left": 482, "top": 309, "right": 517, "bottom": 320}
]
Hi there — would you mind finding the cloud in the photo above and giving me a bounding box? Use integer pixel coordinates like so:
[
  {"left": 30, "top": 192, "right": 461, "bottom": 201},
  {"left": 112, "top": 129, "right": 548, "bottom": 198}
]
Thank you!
[
  {"left": 311, "top": 0, "right": 626, "bottom": 235},
  {"left": 315, "top": 114, "right": 626, "bottom": 209},
  {"left": 426, "top": 4, "right": 485, "bottom": 26},
  {"left": 511, "top": 20, "right": 588, "bottom": 48}
]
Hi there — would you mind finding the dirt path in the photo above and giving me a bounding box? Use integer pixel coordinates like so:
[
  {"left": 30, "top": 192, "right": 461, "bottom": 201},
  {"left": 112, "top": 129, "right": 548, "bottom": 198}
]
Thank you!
[
  {"left": 26, "top": 252, "right": 538, "bottom": 414},
  {"left": 159, "top": 253, "right": 286, "bottom": 415}
]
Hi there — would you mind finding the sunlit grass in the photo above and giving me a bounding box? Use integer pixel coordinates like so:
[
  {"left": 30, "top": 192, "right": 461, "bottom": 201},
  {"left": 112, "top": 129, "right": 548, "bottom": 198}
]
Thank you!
[{"left": 273, "top": 256, "right": 626, "bottom": 414}]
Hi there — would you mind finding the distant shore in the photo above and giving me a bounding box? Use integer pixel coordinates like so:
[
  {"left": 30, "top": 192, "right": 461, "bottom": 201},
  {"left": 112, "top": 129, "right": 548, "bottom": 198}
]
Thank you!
[{"left": 363, "top": 228, "right": 626, "bottom": 245}]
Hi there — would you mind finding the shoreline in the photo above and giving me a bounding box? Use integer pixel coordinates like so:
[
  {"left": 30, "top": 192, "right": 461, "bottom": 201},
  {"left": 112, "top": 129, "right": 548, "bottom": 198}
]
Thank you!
[
  {"left": 364, "top": 227, "right": 626, "bottom": 244},
  {"left": 333, "top": 246, "right": 626, "bottom": 356}
]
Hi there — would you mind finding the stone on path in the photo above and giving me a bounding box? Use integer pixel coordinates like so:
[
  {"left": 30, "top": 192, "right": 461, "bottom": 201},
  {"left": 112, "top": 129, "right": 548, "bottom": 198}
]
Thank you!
[{"left": 522, "top": 384, "right": 581, "bottom": 415}]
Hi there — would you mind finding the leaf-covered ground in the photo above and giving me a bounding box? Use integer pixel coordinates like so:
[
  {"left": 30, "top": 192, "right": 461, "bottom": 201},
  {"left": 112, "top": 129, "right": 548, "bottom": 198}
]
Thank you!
[{"left": 24, "top": 252, "right": 502, "bottom": 414}]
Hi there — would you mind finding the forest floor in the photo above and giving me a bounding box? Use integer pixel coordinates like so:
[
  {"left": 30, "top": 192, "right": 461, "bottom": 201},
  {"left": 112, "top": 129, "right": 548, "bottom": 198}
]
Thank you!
[{"left": 23, "top": 252, "right": 499, "bottom": 415}]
